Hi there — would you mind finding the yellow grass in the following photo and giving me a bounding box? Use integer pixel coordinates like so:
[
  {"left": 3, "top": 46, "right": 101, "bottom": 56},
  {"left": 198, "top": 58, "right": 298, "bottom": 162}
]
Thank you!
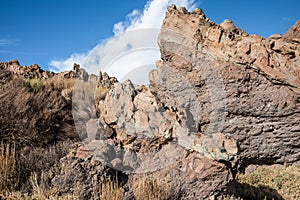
[
  {"left": 0, "top": 142, "right": 18, "bottom": 192},
  {"left": 94, "top": 87, "right": 110, "bottom": 102},
  {"left": 131, "top": 176, "right": 169, "bottom": 200},
  {"left": 236, "top": 165, "right": 300, "bottom": 200},
  {"left": 43, "top": 78, "right": 75, "bottom": 90},
  {"left": 26, "top": 78, "right": 75, "bottom": 92},
  {"left": 93, "top": 178, "right": 124, "bottom": 200}
]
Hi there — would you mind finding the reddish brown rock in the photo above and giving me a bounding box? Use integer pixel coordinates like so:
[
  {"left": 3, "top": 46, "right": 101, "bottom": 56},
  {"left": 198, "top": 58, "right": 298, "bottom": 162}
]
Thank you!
[
  {"left": 151, "top": 5, "right": 300, "bottom": 169},
  {"left": 79, "top": 6, "right": 300, "bottom": 198},
  {"left": 284, "top": 20, "right": 300, "bottom": 43}
]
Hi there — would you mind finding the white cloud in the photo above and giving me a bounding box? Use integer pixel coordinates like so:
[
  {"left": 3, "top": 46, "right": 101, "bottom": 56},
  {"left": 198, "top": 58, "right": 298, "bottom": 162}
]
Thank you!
[
  {"left": 0, "top": 38, "right": 17, "bottom": 46},
  {"left": 49, "top": 0, "right": 197, "bottom": 84},
  {"left": 0, "top": 39, "right": 11, "bottom": 45},
  {"left": 113, "top": 22, "right": 125, "bottom": 35}
]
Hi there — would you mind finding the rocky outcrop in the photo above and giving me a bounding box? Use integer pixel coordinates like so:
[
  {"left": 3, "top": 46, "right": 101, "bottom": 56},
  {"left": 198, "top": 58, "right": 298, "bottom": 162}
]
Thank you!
[
  {"left": 70, "top": 4, "right": 300, "bottom": 199},
  {"left": 1, "top": 61, "right": 91, "bottom": 80},
  {"left": 160, "top": 5, "right": 300, "bottom": 94},
  {"left": 152, "top": 5, "right": 300, "bottom": 168},
  {"left": 284, "top": 20, "right": 300, "bottom": 43},
  {"left": 50, "top": 149, "right": 128, "bottom": 199},
  {"left": 1, "top": 4, "right": 299, "bottom": 199}
]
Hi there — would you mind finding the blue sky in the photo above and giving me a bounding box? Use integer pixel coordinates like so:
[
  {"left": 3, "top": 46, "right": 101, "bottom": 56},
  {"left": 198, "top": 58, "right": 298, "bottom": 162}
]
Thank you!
[{"left": 1, "top": 0, "right": 299, "bottom": 72}]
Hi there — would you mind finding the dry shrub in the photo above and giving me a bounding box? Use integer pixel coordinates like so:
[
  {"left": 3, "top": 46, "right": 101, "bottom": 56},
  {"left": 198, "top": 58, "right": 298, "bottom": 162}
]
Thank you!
[
  {"left": 93, "top": 178, "right": 123, "bottom": 200},
  {"left": 0, "top": 142, "right": 19, "bottom": 192},
  {"left": 131, "top": 176, "right": 169, "bottom": 200},
  {"left": 94, "top": 87, "right": 110, "bottom": 102},
  {"left": 0, "top": 172, "right": 79, "bottom": 200},
  {"left": 0, "top": 140, "right": 77, "bottom": 199},
  {"left": 19, "top": 141, "right": 73, "bottom": 192},
  {"left": 27, "top": 172, "right": 79, "bottom": 200},
  {"left": 26, "top": 78, "right": 75, "bottom": 92},
  {"left": 44, "top": 78, "right": 75, "bottom": 91},
  {"left": 236, "top": 165, "right": 300, "bottom": 200}
]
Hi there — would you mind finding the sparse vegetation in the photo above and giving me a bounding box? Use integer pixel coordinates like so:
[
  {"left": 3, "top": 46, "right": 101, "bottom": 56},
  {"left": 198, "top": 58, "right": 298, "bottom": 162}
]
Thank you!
[
  {"left": 0, "top": 141, "right": 74, "bottom": 199},
  {"left": 130, "top": 176, "right": 170, "bottom": 200},
  {"left": 94, "top": 87, "right": 110, "bottom": 102},
  {"left": 44, "top": 78, "right": 75, "bottom": 91},
  {"left": 18, "top": 141, "right": 73, "bottom": 191},
  {"left": 0, "top": 144, "right": 299, "bottom": 200},
  {"left": 93, "top": 178, "right": 124, "bottom": 200},
  {"left": 26, "top": 79, "right": 45, "bottom": 92},
  {"left": 233, "top": 165, "right": 300, "bottom": 200},
  {"left": 26, "top": 78, "right": 75, "bottom": 92},
  {"left": 0, "top": 142, "right": 18, "bottom": 192}
]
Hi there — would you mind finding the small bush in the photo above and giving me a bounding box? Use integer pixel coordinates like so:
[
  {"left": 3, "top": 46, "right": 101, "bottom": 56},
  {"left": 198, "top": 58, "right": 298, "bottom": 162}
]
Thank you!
[
  {"left": 0, "top": 141, "right": 78, "bottom": 200},
  {"left": 26, "top": 79, "right": 45, "bottom": 92},
  {"left": 19, "top": 141, "right": 73, "bottom": 192}
]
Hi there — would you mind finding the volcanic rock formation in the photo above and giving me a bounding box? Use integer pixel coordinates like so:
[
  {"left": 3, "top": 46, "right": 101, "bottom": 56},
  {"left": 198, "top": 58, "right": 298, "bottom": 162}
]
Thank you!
[
  {"left": 153, "top": 4, "right": 300, "bottom": 168},
  {"left": 1, "top": 4, "right": 299, "bottom": 199},
  {"left": 66, "top": 5, "right": 300, "bottom": 199}
]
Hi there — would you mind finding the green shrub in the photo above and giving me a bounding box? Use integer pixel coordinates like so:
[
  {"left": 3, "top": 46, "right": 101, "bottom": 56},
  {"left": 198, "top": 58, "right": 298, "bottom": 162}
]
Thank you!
[{"left": 26, "top": 79, "right": 45, "bottom": 92}]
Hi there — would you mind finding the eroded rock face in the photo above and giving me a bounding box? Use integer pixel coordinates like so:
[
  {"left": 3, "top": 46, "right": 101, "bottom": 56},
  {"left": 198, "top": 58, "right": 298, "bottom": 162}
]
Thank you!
[
  {"left": 67, "top": 5, "right": 300, "bottom": 199},
  {"left": 151, "top": 5, "right": 300, "bottom": 168},
  {"left": 284, "top": 20, "right": 300, "bottom": 43},
  {"left": 160, "top": 4, "right": 300, "bottom": 94},
  {"left": 50, "top": 151, "right": 128, "bottom": 199}
]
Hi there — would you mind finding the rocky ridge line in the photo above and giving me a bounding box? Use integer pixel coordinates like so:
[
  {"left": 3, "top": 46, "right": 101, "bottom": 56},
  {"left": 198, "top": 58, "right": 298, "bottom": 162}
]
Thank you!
[{"left": 163, "top": 5, "right": 300, "bottom": 93}]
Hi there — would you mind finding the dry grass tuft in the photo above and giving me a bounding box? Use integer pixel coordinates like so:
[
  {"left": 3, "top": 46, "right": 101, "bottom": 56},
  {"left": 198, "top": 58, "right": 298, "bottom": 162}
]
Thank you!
[
  {"left": 0, "top": 142, "right": 18, "bottom": 192},
  {"left": 131, "top": 176, "right": 169, "bottom": 200},
  {"left": 27, "top": 172, "right": 79, "bottom": 200},
  {"left": 1, "top": 170, "right": 79, "bottom": 200},
  {"left": 94, "top": 87, "right": 110, "bottom": 102},
  {"left": 44, "top": 78, "right": 75, "bottom": 91},
  {"left": 93, "top": 178, "right": 124, "bottom": 200},
  {"left": 29, "top": 172, "right": 55, "bottom": 199}
]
